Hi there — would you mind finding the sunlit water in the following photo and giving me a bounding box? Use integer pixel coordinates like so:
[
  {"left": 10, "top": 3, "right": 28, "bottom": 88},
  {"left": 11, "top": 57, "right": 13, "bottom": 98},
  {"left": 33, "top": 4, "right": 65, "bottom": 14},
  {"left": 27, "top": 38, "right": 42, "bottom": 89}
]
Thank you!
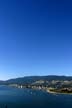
[{"left": 0, "top": 85, "right": 72, "bottom": 108}]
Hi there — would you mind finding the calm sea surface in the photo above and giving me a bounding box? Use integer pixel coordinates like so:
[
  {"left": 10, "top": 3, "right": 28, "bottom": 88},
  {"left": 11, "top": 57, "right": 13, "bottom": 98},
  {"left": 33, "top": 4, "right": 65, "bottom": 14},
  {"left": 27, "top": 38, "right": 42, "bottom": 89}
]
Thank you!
[{"left": 0, "top": 85, "right": 72, "bottom": 108}]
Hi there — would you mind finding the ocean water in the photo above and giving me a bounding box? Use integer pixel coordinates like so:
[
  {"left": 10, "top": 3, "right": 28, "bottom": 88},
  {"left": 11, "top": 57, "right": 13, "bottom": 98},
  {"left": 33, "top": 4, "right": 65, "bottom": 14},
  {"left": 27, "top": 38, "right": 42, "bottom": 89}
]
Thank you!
[{"left": 0, "top": 85, "right": 72, "bottom": 108}]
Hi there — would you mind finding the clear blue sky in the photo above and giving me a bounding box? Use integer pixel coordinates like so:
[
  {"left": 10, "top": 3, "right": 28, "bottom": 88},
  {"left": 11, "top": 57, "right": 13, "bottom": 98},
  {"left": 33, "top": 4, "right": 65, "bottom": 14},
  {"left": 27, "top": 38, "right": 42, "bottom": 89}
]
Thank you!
[{"left": 0, "top": 0, "right": 72, "bottom": 80}]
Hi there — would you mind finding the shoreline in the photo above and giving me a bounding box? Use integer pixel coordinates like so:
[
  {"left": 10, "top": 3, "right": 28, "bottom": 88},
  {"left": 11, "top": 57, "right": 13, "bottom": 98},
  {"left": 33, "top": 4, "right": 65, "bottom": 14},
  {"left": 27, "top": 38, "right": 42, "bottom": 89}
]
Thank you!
[
  {"left": 46, "top": 89, "right": 72, "bottom": 95},
  {"left": 8, "top": 85, "right": 72, "bottom": 95}
]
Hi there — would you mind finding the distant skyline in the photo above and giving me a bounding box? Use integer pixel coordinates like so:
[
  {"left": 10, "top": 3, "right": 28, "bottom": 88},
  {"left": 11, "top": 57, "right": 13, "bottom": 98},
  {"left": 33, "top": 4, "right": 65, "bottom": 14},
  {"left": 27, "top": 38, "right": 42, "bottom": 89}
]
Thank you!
[{"left": 0, "top": 0, "right": 72, "bottom": 80}]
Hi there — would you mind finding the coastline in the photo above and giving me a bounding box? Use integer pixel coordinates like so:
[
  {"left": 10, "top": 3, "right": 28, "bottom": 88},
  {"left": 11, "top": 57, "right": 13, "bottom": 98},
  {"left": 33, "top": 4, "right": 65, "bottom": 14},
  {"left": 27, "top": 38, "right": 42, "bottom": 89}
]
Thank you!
[
  {"left": 46, "top": 89, "right": 72, "bottom": 95},
  {"left": 8, "top": 84, "right": 72, "bottom": 95}
]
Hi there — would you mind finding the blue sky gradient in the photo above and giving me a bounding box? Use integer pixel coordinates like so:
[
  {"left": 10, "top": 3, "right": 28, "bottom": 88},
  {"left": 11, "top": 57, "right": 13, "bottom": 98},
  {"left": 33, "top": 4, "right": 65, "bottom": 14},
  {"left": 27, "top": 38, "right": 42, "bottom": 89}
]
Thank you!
[{"left": 0, "top": 0, "right": 72, "bottom": 80}]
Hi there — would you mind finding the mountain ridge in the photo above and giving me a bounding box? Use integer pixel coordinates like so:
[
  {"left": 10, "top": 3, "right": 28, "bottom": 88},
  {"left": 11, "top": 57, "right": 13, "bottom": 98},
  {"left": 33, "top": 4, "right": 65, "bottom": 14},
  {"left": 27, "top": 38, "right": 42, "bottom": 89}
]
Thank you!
[{"left": 0, "top": 75, "right": 72, "bottom": 85}]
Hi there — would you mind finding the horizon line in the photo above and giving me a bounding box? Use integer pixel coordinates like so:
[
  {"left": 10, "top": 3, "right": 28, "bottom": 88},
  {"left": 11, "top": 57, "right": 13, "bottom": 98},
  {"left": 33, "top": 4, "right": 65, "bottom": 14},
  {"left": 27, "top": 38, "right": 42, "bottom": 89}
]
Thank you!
[{"left": 1, "top": 74, "right": 72, "bottom": 81}]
